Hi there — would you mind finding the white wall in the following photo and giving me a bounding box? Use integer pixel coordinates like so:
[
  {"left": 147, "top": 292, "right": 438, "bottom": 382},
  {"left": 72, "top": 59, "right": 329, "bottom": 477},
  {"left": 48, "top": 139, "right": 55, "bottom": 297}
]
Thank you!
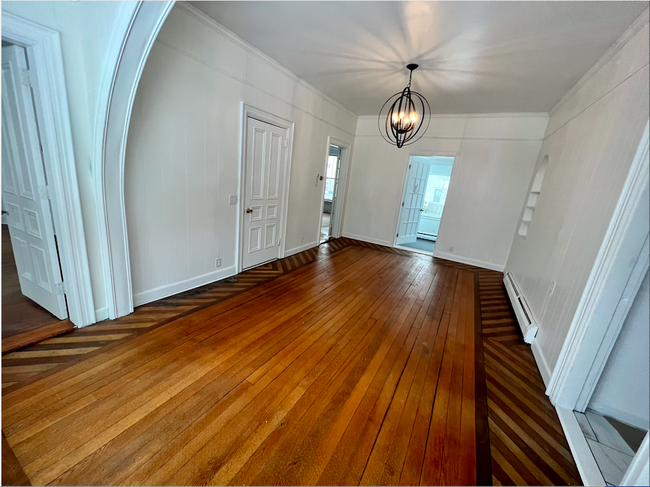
[
  {"left": 1, "top": 1, "right": 125, "bottom": 318},
  {"left": 590, "top": 270, "right": 649, "bottom": 430},
  {"left": 344, "top": 114, "right": 548, "bottom": 270},
  {"left": 124, "top": 4, "right": 357, "bottom": 304},
  {"left": 505, "top": 19, "right": 649, "bottom": 377}
]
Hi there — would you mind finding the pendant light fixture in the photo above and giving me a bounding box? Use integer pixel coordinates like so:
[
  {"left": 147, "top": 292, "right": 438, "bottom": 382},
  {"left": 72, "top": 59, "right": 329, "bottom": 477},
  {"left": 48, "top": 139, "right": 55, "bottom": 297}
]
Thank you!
[{"left": 378, "top": 64, "right": 431, "bottom": 148}]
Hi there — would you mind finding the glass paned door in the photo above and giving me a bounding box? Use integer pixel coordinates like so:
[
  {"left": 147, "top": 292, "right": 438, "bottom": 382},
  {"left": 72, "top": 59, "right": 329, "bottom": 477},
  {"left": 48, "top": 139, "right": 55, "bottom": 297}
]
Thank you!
[{"left": 322, "top": 146, "right": 342, "bottom": 242}]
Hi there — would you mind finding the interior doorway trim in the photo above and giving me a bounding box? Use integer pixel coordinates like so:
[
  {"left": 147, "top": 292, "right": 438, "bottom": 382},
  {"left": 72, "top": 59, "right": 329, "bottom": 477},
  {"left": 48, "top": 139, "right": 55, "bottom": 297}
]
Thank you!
[
  {"left": 392, "top": 151, "right": 458, "bottom": 256},
  {"left": 237, "top": 102, "right": 295, "bottom": 272},
  {"left": 318, "top": 137, "right": 352, "bottom": 242},
  {"left": 547, "top": 121, "right": 649, "bottom": 411},
  {"left": 2, "top": 13, "right": 96, "bottom": 327},
  {"left": 94, "top": 1, "right": 175, "bottom": 319}
]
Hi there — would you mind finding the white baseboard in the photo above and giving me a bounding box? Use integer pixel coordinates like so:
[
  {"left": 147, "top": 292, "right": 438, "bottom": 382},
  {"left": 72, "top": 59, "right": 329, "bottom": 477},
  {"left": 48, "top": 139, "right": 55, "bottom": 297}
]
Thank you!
[
  {"left": 342, "top": 232, "right": 393, "bottom": 247},
  {"left": 284, "top": 240, "right": 319, "bottom": 257},
  {"left": 432, "top": 251, "right": 505, "bottom": 272},
  {"left": 531, "top": 339, "right": 553, "bottom": 387},
  {"left": 588, "top": 399, "right": 650, "bottom": 431},
  {"left": 132, "top": 265, "right": 237, "bottom": 307},
  {"left": 556, "top": 406, "right": 607, "bottom": 486},
  {"left": 94, "top": 307, "right": 109, "bottom": 323}
]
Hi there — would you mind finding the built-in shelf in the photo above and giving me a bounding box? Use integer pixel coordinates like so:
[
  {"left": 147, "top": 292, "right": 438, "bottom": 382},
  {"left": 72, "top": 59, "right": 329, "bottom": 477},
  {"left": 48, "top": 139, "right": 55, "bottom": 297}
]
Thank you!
[{"left": 519, "top": 157, "right": 548, "bottom": 239}]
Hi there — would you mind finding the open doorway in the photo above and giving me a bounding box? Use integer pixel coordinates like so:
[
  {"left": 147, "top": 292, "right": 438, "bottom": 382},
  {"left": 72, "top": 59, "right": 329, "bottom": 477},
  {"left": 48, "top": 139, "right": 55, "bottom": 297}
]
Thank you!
[
  {"left": 1, "top": 43, "right": 73, "bottom": 350},
  {"left": 320, "top": 144, "right": 342, "bottom": 243},
  {"left": 395, "top": 155, "right": 454, "bottom": 255}
]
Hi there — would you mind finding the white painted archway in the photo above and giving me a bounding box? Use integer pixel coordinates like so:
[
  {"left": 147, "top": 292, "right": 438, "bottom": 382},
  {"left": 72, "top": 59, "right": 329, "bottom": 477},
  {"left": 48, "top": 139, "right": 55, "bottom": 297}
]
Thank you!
[{"left": 94, "top": 1, "right": 175, "bottom": 319}]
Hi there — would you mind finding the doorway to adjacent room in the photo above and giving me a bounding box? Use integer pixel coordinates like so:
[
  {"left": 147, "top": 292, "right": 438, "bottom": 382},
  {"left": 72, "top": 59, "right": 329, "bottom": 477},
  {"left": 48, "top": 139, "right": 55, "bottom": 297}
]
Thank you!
[
  {"left": 320, "top": 144, "right": 342, "bottom": 243},
  {"left": 395, "top": 155, "right": 454, "bottom": 255}
]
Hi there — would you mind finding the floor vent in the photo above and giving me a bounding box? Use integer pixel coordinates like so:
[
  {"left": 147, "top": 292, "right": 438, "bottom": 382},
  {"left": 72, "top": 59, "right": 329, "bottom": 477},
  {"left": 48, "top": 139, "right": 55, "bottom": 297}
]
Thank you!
[{"left": 503, "top": 272, "right": 538, "bottom": 343}]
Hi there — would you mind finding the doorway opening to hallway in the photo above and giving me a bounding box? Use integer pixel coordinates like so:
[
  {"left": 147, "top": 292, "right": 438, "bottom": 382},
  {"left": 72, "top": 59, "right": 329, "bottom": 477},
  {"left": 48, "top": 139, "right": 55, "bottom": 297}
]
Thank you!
[{"left": 320, "top": 144, "right": 342, "bottom": 243}]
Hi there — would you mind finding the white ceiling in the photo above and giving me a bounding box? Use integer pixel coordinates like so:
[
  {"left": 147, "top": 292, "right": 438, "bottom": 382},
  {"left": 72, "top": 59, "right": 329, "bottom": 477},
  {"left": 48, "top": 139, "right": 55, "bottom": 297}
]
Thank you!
[{"left": 189, "top": 1, "right": 647, "bottom": 115}]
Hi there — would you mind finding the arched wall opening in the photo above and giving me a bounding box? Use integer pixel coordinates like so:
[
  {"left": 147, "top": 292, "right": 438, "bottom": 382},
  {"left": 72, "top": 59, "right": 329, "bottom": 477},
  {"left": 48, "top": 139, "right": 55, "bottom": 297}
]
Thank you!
[{"left": 95, "top": 1, "right": 175, "bottom": 319}]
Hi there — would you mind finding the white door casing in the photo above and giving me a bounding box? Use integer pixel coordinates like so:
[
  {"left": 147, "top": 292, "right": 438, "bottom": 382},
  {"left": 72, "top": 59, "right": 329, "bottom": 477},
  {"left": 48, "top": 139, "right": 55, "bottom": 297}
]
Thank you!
[
  {"left": 396, "top": 158, "right": 430, "bottom": 245},
  {"left": 2, "top": 45, "right": 67, "bottom": 319},
  {"left": 242, "top": 117, "right": 287, "bottom": 269}
]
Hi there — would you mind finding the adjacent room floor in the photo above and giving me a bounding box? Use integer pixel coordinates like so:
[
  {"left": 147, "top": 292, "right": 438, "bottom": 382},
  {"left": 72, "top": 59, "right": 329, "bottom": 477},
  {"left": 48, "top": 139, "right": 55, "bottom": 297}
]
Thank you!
[
  {"left": 575, "top": 409, "right": 647, "bottom": 486},
  {"left": 399, "top": 237, "right": 436, "bottom": 253},
  {"left": 1, "top": 238, "right": 582, "bottom": 486},
  {"left": 1, "top": 225, "right": 73, "bottom": 353},
  {"left": 320, "top": 213, "right": 330, "bottom": 243}
]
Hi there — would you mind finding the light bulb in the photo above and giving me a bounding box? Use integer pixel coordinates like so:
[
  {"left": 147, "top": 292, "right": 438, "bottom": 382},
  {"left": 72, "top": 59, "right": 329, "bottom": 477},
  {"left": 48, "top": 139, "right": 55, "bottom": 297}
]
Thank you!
[
  {"left": 399, "top": 112, "right": 405, "bottom": 119},
  {"left": 410, "top": 113, "right": 417, "bottom": 122}
]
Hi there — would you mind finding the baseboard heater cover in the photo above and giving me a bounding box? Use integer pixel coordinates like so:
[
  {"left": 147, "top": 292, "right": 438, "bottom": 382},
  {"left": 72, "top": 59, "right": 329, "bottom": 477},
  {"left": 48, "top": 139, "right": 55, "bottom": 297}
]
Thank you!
[{"left": 503, "top": 272, "right": 538, "bottom": 343}]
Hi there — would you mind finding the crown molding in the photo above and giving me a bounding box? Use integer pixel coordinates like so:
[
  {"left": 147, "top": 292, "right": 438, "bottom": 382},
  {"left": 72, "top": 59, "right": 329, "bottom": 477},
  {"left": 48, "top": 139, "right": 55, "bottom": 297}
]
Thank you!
[
  {"left": 549, "top": 7, "right": 649, "bottom": 117},
  {"left": 175, "top": 2, "right": 359, "bottom": 120}
]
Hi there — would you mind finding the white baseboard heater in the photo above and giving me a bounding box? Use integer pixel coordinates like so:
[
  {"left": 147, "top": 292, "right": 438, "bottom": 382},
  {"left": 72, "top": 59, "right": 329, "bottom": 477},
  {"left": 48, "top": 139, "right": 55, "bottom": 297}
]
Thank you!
[{"left": 503, "top": 272, "right": 538, "bottom": 343}]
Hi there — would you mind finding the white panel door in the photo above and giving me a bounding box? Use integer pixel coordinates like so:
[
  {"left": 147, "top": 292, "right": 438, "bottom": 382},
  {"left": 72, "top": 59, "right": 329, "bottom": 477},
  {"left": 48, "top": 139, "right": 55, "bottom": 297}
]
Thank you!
[
  {"left": 242, "top": 117, "right": 287, "bottom": 269},
  {"left": 2, "top": 45, "right": 68, "bottom": 319},
  {"left": 396, "top": 159, "right": 430, "bottom": 245}
]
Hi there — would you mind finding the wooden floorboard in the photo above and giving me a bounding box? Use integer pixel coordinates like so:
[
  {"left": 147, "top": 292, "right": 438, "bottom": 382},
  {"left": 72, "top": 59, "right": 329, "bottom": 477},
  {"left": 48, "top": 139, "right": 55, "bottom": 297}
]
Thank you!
[
  {"left": 477, "top": 270, "right": 582, "bottom": 486},
  {"left": 1, "top": 238, "right": 582, "bottom": 486}
]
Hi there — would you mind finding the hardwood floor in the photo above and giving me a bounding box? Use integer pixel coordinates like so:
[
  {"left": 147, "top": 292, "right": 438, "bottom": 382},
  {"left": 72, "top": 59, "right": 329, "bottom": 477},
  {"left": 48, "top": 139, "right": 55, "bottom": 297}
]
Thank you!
[
  {"left": 477, "top": 271, "right": 581, "bottom": 486},
  {"left": 1, "top": 238, "right": 581, "bottom": 486}
]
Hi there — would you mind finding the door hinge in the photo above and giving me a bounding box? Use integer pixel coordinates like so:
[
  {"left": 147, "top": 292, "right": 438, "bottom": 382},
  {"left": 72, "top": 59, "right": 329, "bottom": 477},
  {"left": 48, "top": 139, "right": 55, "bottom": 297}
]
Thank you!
[
  {"left": 409, "top": 164, "right": 412, "bottom": 169},
  {"left": 39, "top": 185, "right": 51, "bottom": 200},
  {"left": 284, "top": 139, "right": 288, "bottom": 148},
  {"left": 55, "top": 282, "right": 65, "bottom": 296},
  {"left": 401, "top": 202, "right": 404, "bottom": 207},
  {"left": 278, "top": 237, "right": 282, "bottom": 246},
  {"left": 19, "top": 68, "right": 32, "bottom": 87},
  {"left": 396, "top": 233, "right": 399, "bottom": 237}
]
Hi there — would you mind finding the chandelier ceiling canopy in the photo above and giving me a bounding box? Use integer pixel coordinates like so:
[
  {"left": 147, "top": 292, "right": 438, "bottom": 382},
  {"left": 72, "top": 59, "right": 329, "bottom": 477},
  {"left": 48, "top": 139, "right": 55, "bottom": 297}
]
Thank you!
[{"left": 378, "top": 64, "right": 431, "bottom": 148}]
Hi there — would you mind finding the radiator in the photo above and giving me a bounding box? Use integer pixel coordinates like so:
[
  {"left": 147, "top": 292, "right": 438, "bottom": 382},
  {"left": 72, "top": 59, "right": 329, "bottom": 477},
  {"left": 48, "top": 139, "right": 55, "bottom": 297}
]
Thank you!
[{"left": 503, "top": 272, "right": 538, "bottom": 344}]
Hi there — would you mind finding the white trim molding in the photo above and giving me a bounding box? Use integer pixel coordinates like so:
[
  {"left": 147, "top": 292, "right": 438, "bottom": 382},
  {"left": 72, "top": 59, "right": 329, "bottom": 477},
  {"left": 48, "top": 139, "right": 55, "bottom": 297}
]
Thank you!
[
  {"left": 549, "top": 7, "right": 649, "bottom": 118},
  {"left": 589, "top": 398, "right": 650, "bottom": 432},
  {"left": 556, "top": 406, "right": 607, "bottom": 486},
  {"left": 237, "top": 103, "right": 295, "bottom": 273},
  {"left": 318, "top": 136, "right": 353, "bottom": 242},
  {"left": 133, "top": 266, "right": 237, "bottom": 307},
  {"left": 2, "top": 13, "right": 96, "bottom": 327},
  {"left": 94, "top": 1, "right": 175, "bottom": 319},
  {"left": 547, "top": 122, "right": 650, "bottom": 411},
  {"left": 621, "top": 432, "right": 650, "bottom": 486},
  {"left": 433, "top": 251, "right": 505, "bottom": 272},
  {"left": 341, "top": 232, "right": 393, "bottom": 248}
]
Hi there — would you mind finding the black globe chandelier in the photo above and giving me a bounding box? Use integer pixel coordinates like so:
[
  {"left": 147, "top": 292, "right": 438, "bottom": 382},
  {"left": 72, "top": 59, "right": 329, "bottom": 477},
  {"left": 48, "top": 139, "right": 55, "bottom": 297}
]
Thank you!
[{"left": 378, "top": 64, "right": 431, "bottom": 148}]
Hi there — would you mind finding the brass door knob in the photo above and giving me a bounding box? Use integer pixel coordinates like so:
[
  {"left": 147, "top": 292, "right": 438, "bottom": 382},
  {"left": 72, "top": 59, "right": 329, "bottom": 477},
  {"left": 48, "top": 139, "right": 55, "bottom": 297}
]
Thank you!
[{"left": 246, "top": 208, "right": 253, "bottom": 214}]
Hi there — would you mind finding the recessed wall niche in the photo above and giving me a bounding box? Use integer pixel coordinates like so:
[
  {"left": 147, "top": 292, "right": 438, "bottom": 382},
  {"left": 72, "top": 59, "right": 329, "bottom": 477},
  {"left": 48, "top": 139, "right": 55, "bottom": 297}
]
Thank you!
[{"left": 519, "top": 155, "right": 549, "bottom": 238}]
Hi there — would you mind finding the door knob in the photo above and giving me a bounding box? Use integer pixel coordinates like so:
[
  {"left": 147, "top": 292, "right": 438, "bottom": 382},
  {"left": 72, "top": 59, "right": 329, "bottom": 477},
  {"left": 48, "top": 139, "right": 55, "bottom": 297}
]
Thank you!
[{"left": 246, "top": 208, "right": 253, "bottom": 214}]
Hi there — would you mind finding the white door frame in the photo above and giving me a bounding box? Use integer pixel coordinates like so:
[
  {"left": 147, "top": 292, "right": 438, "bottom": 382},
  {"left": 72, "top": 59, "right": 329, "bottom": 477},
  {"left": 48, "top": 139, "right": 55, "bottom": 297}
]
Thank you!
[
  {"left": 237, "top": 103, "right": 295, "bottom": 273},
  {"left": 318, "top": 137, "right": 352, "bottom": 241},
  {"left": 2, "top": 13, "right": 95, "bottom": 327},
  {"left": 94, "top": 1, "right": 175, "bottom": 319},
  {"left": 547, "top": 121, "right": 649, "bottom": 411},
  {"left": 392, "top": 151, "right": 458, "bottom": 254}
]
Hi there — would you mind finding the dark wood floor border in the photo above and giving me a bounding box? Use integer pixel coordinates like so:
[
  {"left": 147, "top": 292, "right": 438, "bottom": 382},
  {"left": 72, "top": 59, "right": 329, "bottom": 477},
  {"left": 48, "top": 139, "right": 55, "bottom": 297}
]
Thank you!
[
  {"left": 474, "top": 270, "right": 493, "bottom": 486},
  {"left": 2, "top": 432, "right": 30, "bottom": 486}
]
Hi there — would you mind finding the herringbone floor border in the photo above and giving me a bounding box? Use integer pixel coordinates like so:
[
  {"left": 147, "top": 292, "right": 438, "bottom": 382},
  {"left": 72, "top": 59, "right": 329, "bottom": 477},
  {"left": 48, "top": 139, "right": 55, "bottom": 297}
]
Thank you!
[
  {"left": 477, "top": 270, "right": 582, "bottom": 486},
  {"left": 2, "top": 238, "right": 582, "bottom": 486}
]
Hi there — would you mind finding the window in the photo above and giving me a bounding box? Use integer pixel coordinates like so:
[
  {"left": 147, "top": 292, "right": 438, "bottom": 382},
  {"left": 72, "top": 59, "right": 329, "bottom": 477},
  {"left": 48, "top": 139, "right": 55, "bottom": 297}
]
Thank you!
[
  {"left": 423, "top": 175, "right": 449, "bottom": 218},
  {"left": 324, "top": 154, "right": 338, "bottom": 201},
  {"left": 519, "top": 155, "right": 548, "bottom": 238}
]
